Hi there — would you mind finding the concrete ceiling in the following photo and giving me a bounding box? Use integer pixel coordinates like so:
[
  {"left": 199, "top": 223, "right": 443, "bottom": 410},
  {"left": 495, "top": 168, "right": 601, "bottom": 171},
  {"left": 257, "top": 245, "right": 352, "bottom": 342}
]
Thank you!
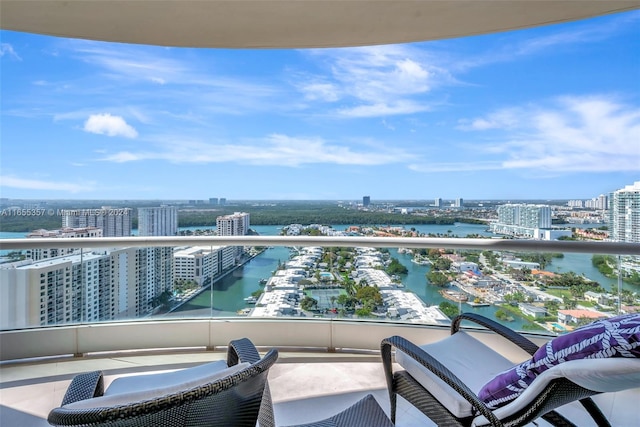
[{"left": 1, "top": 1, "right": 639, "bottom": 48}]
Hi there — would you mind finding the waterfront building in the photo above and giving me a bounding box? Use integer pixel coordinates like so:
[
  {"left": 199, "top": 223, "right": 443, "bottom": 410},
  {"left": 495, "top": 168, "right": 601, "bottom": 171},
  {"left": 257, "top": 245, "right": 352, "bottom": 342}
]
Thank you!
[
  {"left": 173, "top": 246, "right": 235, "bottom": 286},
  {"left": 61, "top": 208, "right": 132, "bottom": 237},
  {"left": 0, "top": 247, "right": 173, "bottom": 329},
  {"left": 25, "top": 227, "right": 103, "bottom": 260},
  {"left": 454, "top": 198, "right": 464, "bottom": 208},
  {"left": 518, "top": 304, "right": 547, "bottom": 319},
  {"left": 491, "top": 204, "right": 553, "bottom": 239},
  {"left": 609, "top": 181, "right": 640, "bottom": 244},
  {"left": 138, "top": 206, "right": 178, "bottom": 236},
  {"left": 216, "top": 212, "right": 250, "bottom": 236},
  {"left": 434, "top": 198, "right": 442, "bottom": 208},
  {"left": 557, "top": 309, "right": 608, "bottom": 326},
  {"left": 362, "top": 196, "right": 370, "bottom": 207}
]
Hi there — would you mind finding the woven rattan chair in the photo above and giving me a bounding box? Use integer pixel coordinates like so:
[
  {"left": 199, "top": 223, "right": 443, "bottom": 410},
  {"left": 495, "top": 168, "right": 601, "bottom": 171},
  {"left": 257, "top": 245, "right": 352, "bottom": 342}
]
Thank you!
[
  {"left": 381, "top": 312, "right": 640, "bottom": 427},
  {"left": 48, "top": 338, "right": 278, "bottom": 427}
]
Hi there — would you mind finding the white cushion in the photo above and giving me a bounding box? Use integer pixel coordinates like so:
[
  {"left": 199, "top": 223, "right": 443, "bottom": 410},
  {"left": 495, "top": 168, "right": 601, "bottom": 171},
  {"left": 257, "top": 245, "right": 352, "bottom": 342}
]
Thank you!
[
  {"left": 64, "top": 361, "right": 250, "bottom": 410},
  {"left": 395, "top": 331, "right": 514, "bottom": 418},
  {"left": 472, "top": 358, "right": 640, "bottom": 426}
]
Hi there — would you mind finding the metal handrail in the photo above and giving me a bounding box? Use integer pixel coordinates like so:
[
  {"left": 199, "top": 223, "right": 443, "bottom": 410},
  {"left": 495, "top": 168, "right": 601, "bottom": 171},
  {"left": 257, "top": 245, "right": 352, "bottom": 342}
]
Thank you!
[{"left": 1, "top": 236, "right": 638, "bottom": 255}]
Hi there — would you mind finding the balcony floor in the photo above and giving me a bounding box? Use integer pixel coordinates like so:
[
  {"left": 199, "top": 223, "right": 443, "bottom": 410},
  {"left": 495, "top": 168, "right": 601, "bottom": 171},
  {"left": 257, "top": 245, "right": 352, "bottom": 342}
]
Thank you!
[{"left": 1, "top": 348, "right": 637, "bottom": 426}]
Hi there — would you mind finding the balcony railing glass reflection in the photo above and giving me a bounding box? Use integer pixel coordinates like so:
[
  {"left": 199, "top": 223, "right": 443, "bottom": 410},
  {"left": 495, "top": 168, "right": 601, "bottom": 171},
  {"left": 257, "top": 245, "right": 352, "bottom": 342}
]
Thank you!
[{"left": 1, "top": 237, "right": 638, "bottom": 334}]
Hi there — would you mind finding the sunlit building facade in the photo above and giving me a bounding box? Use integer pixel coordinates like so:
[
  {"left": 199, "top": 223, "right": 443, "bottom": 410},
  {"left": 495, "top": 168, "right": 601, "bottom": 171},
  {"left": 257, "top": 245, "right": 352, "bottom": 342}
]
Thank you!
[{"left": 609, "top": 181, "right": 640, "bottom": 244}]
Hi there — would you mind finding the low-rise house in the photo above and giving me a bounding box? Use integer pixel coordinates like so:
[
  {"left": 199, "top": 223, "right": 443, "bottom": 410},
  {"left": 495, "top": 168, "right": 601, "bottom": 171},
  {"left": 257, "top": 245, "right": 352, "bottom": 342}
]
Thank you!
[
  {"left": 519, "top": 303, "right": 547, "bottom": 318},
  {"left": 557, "top": 309, "right": 607, "bottom": 325}
]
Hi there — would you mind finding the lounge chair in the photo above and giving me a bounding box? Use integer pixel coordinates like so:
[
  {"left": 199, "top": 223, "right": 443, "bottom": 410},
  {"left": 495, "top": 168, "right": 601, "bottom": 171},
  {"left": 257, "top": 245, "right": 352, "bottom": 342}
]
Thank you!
[
  {"left": 381, "top": 312, "right": 640, "bottom": 426},
  {"left": 48, "top": 338, "right": 278, "bottom": 427}
]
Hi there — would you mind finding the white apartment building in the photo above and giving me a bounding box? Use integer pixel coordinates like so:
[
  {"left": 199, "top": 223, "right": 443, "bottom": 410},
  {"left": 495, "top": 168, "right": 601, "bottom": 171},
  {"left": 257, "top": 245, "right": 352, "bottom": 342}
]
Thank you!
[
  {"left": 25, "top": 227, "right": 103, "bottom": 260},
  {"left": 216, "top": 212, "right": 250, "bottom": 236},
  {"left": 138, "top": 206, "right": 178, "bottom": 236},
  {"left": 491, "top": 204, "right": 552, "bottom": 238},
  {"left": 173, "top": 246, "right": 235, "bottom": 286},
  {"left": 61, "top": 208, "right": 132, "bottom": 237},
  {"left": 609, "top": 181, "right": 640, "bottom": 244},
  {"left": 0, "top": 247, "right": 173, "bottom": 329}
]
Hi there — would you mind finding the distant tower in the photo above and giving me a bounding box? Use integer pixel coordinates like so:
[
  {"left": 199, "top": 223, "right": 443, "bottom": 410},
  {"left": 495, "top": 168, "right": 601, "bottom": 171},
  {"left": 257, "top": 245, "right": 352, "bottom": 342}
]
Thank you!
[
  {"left": 61, "top": 207, "right": 131, "bottom": 237},
  {"left": 363, "top": 196, "right": 370, "bottom": 207},
  {"left": 219, "top": 198, "right": 227, "bottom": 206},
  {"left": 455, "top": 198, "right": 464, "bottom": 208},
  {"left": 209, "top": 198, "right": 219, "bottom": 205},
  {"left": 216, "top": 212, "right": 250, "bottom": 236},
  {"left": 434, "top": 198, "right": 442, "bottom": 208},
  {"left": 138, "top": 206, "right": 178, "bottom": 236},
  {"left": 597, "top": 194, "right": 608, "bottom": 210}
]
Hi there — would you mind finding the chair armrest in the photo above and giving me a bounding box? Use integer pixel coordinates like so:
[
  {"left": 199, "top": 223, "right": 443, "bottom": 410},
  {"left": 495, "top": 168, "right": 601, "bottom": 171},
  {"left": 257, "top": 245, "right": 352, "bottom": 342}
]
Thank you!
[
  {"left": 227, "top": 337, "right": 261, "bottom": 366},
  {"left": 227, "top": 338, "right": 276, "bottom": 427},
  {"left": 452, "top": 312, "right": 540, "bottom": 355},
  {"left": 60, "top": 371, "right": 104, "bottom": 405},
  {"left": 381, "top": 335, "right": 504, "bottom": 427}
]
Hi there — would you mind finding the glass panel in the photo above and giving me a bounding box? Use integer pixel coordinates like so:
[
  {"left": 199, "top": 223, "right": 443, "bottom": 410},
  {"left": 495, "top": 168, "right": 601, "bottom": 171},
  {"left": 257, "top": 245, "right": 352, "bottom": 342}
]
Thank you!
[{"left": 2, "top": 229, "right": 637, "bottom": 335}]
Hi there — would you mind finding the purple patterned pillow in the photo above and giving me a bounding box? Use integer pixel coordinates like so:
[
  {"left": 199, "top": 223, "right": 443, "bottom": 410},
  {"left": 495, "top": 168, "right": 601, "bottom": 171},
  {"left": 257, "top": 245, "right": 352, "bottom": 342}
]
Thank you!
[{"left": 478, "top": 313, "right": 640, "bottom": 409}]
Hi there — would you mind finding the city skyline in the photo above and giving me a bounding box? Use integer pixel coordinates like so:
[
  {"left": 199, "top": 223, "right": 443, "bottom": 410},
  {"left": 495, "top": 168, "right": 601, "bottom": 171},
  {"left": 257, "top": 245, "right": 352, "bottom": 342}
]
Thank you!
[{"left": 1, "top": 11, "right": 639, "bottom": 200}]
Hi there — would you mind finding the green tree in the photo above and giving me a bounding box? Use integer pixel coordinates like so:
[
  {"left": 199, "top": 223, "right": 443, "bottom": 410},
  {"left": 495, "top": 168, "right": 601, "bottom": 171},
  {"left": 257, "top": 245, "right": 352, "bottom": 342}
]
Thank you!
[
  {"left": 300, "top": 296, "right": 318, "bottom": 311},
  {"left": 426, "top": 271, "right": 449, "bottom": 287},
  {"left": 439, "top": 301, "right": 459, "bottom": 318}
]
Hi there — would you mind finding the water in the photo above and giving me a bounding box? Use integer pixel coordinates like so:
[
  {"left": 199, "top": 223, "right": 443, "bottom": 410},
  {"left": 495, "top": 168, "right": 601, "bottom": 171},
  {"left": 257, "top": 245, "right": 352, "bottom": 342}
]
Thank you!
[
  {"left": 172, "top": 245, "right": 291, "bottom": 316},
  {"left": 389, "top": 247, "right": 533, "bottom": 330},
  {"left": 2, "top": 223, "right": 632, "bottom": 326}
]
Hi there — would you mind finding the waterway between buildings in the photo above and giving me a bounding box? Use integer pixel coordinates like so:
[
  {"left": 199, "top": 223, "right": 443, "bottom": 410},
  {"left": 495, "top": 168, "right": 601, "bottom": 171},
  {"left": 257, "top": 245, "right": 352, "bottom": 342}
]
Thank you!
[
  {"left": 1, "top": 224, "right": 633, "bottom": 329},
  {"left": 170, "top": 224, "right": 634, "bottom": 330}
]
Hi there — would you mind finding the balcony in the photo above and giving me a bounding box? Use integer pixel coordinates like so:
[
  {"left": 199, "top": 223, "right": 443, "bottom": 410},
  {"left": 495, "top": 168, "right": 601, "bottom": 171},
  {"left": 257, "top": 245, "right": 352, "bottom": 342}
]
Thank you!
[{"left": 1, "top": 236, "right": 639, "bottom": 426}]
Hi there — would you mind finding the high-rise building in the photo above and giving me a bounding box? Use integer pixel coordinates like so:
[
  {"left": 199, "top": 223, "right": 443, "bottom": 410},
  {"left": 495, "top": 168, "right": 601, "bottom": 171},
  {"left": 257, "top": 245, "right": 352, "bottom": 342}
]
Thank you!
[
  {"left": 609, "top": 181, "right": 640, "bottom": 244},
  {"left": 25, "top": 227, "right": 103, "bottom": 260},
  {"left": 138, "top": 206, "right": 178, "bottom": 236},
  {"left": 173, "top": 246, "right": 235, "bottom": 286},
  {"left": 597, "top": 194, "right": 608, "bottom": 210},
  {"left": 491, "top": 204, "right": 554, "bottom": 238},
  {"left": 0, "top": 247, "right": 173, "bottom": 329},
  {"left": 216, "top": 212, "right": 250, "bottom": 236},
  {"left": 454, "top": 198, "right": 464, "bottom": 208},
  {"left": 362, "top": 196, "right": 370, "bottom": 207},
  {"left": 434, "top": 198, "right": 442, "bottom": 208},
  {"left": 61, "top": 207, "right": 132, "bottom": 237},
  {"left": 219, "top": 198, "right": 227, "bottom": 206},
  {"left": 209, "top": 198, "right": 219, "bottom": 205}
]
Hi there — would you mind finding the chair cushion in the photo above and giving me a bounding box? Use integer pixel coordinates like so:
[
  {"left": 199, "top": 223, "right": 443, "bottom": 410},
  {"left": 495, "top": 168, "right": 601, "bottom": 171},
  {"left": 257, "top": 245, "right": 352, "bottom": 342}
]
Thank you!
[
  {"left": 395, "top": 330, "right": 515, "bottom": 418},
  {"left": 478, "top": 313, "right": 640, "bottom": 409},
  {"left": 63, "top": 361, "right": 250, "bottom": 410},
  {"left": 472, "top": 358, "right": 640, "bottom": 426}
]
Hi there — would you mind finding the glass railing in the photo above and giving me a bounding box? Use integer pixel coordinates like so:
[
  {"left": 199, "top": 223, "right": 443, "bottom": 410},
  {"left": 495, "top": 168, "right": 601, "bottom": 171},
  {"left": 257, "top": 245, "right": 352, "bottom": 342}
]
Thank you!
[{"left": 1, "top": 235, "right": 638, "bottom": 336}]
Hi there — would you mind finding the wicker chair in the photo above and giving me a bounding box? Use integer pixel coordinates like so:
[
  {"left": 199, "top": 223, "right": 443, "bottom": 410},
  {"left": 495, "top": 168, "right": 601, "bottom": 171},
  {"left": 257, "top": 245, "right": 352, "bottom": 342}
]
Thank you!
[
  {"left": 48, "top": 338, "right": 278, "bottom": 427},
  {"left": 381, "top": 312, "right": 640, "bottom": 427}
]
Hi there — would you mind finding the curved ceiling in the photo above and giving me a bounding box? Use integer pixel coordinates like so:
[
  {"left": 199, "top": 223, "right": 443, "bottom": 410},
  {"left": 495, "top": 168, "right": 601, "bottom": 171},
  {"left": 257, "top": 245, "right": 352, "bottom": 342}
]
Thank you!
[{"left": 1, "top": 1, "right": 639, "bottom": 48}]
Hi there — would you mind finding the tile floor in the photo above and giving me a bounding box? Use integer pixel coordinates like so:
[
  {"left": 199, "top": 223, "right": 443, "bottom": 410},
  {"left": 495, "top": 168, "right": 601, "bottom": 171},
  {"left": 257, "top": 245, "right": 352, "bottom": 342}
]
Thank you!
[{"left": 1, "top": 349, "right": 637, "bottom": 426}]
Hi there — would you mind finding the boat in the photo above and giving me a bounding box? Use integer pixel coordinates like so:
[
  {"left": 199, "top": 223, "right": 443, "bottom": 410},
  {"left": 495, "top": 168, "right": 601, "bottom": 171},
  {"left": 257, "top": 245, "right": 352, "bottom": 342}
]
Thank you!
[
  {"left": 259, "top": 278, "right": 268, "bottom": 285},
  {"left": 439, "top": 289, "right": 468, "bottom": 302},
  {"left": 244, "top": 296, "right": 258, "bottom": 304}
]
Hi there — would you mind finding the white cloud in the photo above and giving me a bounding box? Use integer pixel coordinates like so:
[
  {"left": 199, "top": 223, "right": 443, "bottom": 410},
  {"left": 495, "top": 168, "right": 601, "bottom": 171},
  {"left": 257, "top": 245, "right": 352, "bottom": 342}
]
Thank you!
[
  {"left": 0, "top": 175, "right": 95, "bottom": 193},
  {"left": 338, "top": 101, "right": 430, "bottom": 118},
  {"left": 299, "top": 45, "right": 449, "bottom": 117},
  {"left": 0, "top": 43, "right": 21, "bottom": 60},
  {"left": 83, "top": 113, "right": 138, "bottom": 138},
  {"left": 299, "top": 82, "right": 340, "bottom": 102},
  {"left": 99, "top": 133, "right": 415, "bottom": 166},
  {"left": 415, "top": 96, "right": 640, "bottom": 174}
]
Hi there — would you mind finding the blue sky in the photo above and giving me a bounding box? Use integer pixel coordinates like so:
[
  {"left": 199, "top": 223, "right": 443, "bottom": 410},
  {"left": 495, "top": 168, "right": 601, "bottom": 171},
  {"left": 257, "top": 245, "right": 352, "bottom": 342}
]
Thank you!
[{"left": 1, "top": 11, "right": 639, "bottom": 201}]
